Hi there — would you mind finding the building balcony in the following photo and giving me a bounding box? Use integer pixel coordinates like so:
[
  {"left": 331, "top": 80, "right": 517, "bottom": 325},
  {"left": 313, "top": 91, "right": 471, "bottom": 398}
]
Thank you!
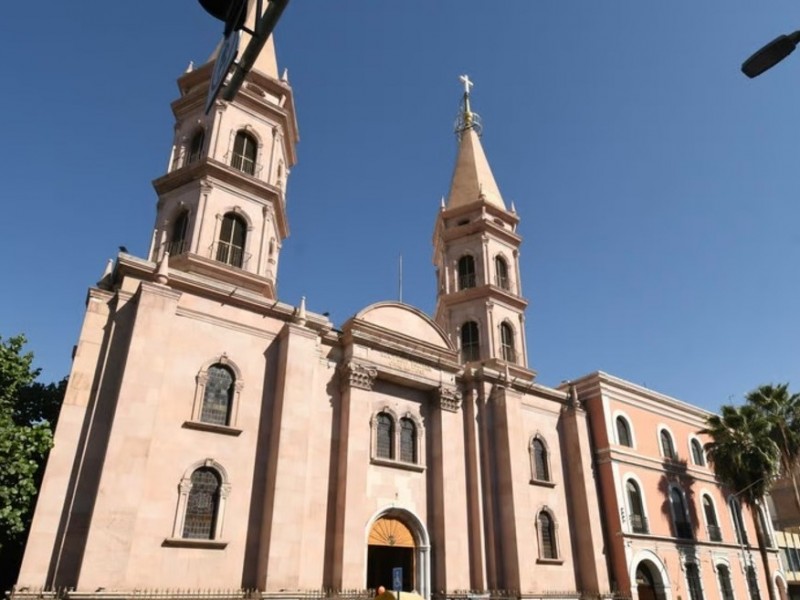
[
  {"left": 210, "top": 242, "right": 251, "bottom": 270},
  {"left": 675, "top": 522, "right": 694, "bottom": 540},
  {"left": 707, "top": 524, "right": 723, "bottom": 542},
  {"left": 631, "top": 514, "right": 649, "bottom": 534}
]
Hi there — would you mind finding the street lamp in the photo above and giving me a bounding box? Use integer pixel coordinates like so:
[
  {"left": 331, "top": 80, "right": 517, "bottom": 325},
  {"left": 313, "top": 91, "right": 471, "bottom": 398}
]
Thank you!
[{"left": 742, "top": 31, "right": 800, "bottom": 78}]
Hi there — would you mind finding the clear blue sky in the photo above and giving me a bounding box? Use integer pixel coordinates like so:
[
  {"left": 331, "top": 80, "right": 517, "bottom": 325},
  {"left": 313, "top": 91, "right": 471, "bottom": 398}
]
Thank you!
[{"left": 2, "top": 2, "right": 799, "bottom": 412}]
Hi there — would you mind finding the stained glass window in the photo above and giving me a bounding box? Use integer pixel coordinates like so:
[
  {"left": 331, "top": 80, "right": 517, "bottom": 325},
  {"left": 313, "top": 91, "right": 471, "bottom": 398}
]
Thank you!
[
  {"left": 376, "top": 413, "right": 394, "bottom": 460},
  {"left": 201, "top": 364, "right": 234, "bottom": 425},
  {"left": 533, "top": 439, "right": 549, "bottom": 481},
  {"left": 538, "top": 512, "right": 557, "bottom": 559},
  {"left": 182, "top": 468, "right": 221, "bottom": 539},
  {"left": 400, "top": 418, "right": 416, "bottom": 463}
]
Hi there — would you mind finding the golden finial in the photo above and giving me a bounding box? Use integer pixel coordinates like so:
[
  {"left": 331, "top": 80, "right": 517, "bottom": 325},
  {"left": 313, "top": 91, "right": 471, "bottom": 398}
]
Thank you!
[{"left": 455, "top": 74, "right": 482, "bottom": 137}]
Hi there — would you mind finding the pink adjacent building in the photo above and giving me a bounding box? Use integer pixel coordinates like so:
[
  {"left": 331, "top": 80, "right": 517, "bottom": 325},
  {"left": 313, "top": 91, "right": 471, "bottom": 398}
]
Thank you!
[{"left": 569, "top": 372, "right": 786, "bottom": 600}]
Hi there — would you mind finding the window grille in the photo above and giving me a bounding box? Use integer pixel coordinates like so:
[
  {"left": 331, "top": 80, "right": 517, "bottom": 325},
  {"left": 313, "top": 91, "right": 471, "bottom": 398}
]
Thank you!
[
  {"left": 458, "top": 255, "right": 476, "bottom": 289},
  {"left": 627, "top": 480, "right": 648, "bottom": 534},
  {"left": 717, "top": 565, "right": 735, "bottom": 600},
  {"left": 538, "top": 512, "right": 557, "bottom": 559},
  {"left": 500, "top": 323, "right": 516, "bottom": 363},
  {"left": 216, "top": 213, "right": 247, "bottom": 268},
  {"left": 495, "top": 256, "right": 510, "bottom": 290},
  {"left": 200, "top": 365, "right": 234, "bottom": 425},
  {"left": 533, "top": 439, "right": 549, "bottom": 481},
  {"left": 400, "top": 418, "right": 416, "bottom": 463},
  {"left": 232, "top": 131, "right": 257, "bottom": 176},
  {"left": 685, "top": 563, "right": 703, "bottom": 600},
  {"left": 182, "top": 467, "right": 221, "bottom": 539},
  {"left": 376, "top": 413, "right": 394, "bottom": 460},
  {"left": 461, "top": 321, "right": 480, "bottom": 362}
]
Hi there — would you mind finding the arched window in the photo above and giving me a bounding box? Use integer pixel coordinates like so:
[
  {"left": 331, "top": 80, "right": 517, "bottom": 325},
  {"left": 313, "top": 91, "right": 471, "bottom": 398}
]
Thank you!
[
  {"left": 660, "top": 429, "right": 676, "bottom": 460},
  {"left": 187, "top": 129, "right": 205, "bottom": 165},
  {"left": 745, "top": 566, "right": 761, "bottom": 600},
  {"left": 461, "top": 321, "right": 480, "bottom": 362},
  {"left": 400, "top": 418, "right": 417, "bottom": 463},
  {"left": 495, "top": 256, "right": 510, "bottom": 290},
  {"left": 685, "top": 563, "right": 703, "bottom": 600},
  {"left": 703, "top": 494, "right": 722, "bottom": 541},
  {"left": 626, "top": 480, "right": 648, "bottom": 533},
  {"left": 169, "top": 211, "right": 190, "bottom": 255},
  {"left": 200, "top": 364, "right": 234, "bottom": 425},
  {"left": 537, "top": 511, "right": 557, "bottom": 560},
  {"left": 376, "top": 413, "right": 394, "bottom": 460},
  {"left": 757, "top": 505, "right": 773, "bottom": 548},
  {"left": 729, "top": 497, "right": 748, "bottom": 545},
  {"left": 691, "top": 438, "right": 705, "bottom": 466},
  {"left": 216, "top": 212, "right": 247, "bottom": 268},
  {"left": 182, "top": 467, "right": 221, "bottom": 539},
  {"left": 500, "top": 323, "right": 516, "bottom": 363},
  {"left": 232, "top": 130, "right": 258, "bottom": 175},
  {"left": 457, "top": 255, "right": 476, "bottom": 289},
  {"left": 531, "top": 438, "right": 550, "bottom": 482},
  {"left": 670, "top": 487, "right": 692, "bottom": 539},
  {"left": 616, "top": 416, "right": 633, "bottom": 447},
  {"left": 717, "top": 564, "right": 735, "bottom": 600}
]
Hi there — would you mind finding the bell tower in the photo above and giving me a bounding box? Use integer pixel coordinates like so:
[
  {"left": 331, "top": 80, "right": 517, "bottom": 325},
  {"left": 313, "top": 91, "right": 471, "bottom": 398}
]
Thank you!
[
  {"left": 149, "top": 12, "right": 298, "bottom": 299},
  {"left": 433, "top": 76, "right": 530, "bottom": 370}
]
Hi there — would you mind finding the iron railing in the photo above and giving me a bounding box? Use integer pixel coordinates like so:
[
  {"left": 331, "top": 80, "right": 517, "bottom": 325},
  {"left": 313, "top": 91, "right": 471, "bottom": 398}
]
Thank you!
[
  {"left": 166, "top": 239, "right": 189, "bottom": 256},
  {"left": 210, "top": 241, "right": 250, "bottom": 269},
  {"left": 231, "top": 152, "right": 256, "bottom": 176},
  {"left": 707, "top": 524, "right": 722, "bottom": 542},
  {"left": 630, "top": 514, "right": 649, "bottom": 534},
  {"left": 675, "top": 521, "right": 693, "bottom": 540}
]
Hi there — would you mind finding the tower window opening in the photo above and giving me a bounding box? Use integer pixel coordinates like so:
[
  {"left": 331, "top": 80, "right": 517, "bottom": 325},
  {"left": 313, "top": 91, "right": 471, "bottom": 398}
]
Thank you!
[
  {"left": 495, "top": 256, "right": 510, "bottom": 290},
  {"left": 200, "top": 364, "right": 234, "bottom": 425},
  {"left": 461, "top": 321, "right": 480, "bottom": 363},
  {"left": 537, "top": 511, "right": 557, "bottom": 560},
  {"left": 457, "top": 255, "right": 476, "bottom": 289},
  {"left": 168, "top": 211, "right": 190, "bottom": 256},
  {"left": 187, "top": 129, "right": 205, "bottom": 165},
  {"left": 232, "top": 131, "right": 258, "bottom": 176},
  {"left": 531, "top": 438, "right": 550, "bottom": 482},
  {"left": 216, "top": 213, "right": 247, "bottom": 268},
  {"left": 500, "top": 322, "right": 516, "bottom": 363}
]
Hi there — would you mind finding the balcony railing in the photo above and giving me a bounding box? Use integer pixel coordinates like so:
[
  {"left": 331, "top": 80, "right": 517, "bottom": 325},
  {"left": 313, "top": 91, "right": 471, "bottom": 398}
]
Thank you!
[
  {"left": 496, "top": 275, "right": 510, "bottom": 290},
  {"left": 458, "top": 273, "right": 477, "bottom": 289},
  {"left": 630, "top": 514, "right": 649, "bottom": 534},
  {"left": 708, "top": 524, "right": 723, "bottom": 542},
  {"left": 166, "top": 239, "right": 189, "bottom": 256},
  {"left": 675, "top": 521, "right": 693, "bottom": 540},
  {"left": 231, "top": 152, "right": 256, "bottom": 176},
  {"left": 210, "top": 242, "right": 250, "bottom": 269},
  {"left": 501, "top": 345, "right": 517, "bottom": 364}
]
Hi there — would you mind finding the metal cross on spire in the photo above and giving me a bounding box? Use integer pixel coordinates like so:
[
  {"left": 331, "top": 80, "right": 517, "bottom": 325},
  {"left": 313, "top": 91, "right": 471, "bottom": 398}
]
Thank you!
[
  {"left": 455, "top": 74, "right": 482, "bottom": 137},
  {"left": 460, "top": 74, "right": 474, "bottom": 96}
]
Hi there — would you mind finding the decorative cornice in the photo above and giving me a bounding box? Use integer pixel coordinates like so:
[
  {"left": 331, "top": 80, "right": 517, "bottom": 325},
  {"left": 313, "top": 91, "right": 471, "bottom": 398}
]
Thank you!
[{"left": 339, "top": 362, "right": 378, "bottom": 391}]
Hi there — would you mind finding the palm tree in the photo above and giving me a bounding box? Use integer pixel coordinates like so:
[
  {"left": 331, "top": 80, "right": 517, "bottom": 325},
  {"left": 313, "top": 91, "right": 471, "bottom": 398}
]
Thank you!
[
  {"left": 701, "top": 404, "right": 780, "bottom": 600},
  {"left": 746, "top": 383, "right": 800, "bottom": 516}
]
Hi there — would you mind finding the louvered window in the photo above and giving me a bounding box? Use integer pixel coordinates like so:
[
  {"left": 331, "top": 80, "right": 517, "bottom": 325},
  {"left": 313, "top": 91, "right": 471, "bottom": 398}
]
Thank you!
[
  {"left": 376, "top": 413, "right": 394, "bottom": 459},
  {"left": 400, "top": 418, "right": 416, "bottom": 463},
  {"left": 182, "top": 468, "right": 221, "bottom": 539},
  {"left": 201, "top": 364, "right": 234, "bottom": 425}
]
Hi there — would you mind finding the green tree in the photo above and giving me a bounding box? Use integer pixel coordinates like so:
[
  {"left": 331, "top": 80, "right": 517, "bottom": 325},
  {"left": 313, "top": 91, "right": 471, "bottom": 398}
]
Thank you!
[
  {"left": 701, "top": 404, "right": 779, "bottom": 600},
  {"left": 746, "top": 383, "right": 800, "bottom": 515},
  {"left": 0, "top": 335, "right": 65, "bottom": 592}
]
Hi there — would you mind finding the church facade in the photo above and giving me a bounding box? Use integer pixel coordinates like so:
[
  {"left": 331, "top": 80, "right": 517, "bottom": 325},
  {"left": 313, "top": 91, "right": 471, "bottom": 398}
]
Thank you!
[{"left": 14, "top": 15, "right": 785, "bottom": 600}]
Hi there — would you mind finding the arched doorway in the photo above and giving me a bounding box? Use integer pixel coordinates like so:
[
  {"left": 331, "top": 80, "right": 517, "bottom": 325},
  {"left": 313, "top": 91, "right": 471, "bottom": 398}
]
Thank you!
[
  {"left": 367, "top": 516, "right": 415, "bottom": 591},
  {"left": 632, "top": 558, "right": 669, "bottom": 600}
]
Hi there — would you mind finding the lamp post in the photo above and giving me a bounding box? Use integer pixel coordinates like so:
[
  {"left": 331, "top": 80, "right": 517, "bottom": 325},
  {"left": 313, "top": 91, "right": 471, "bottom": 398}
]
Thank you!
[{"left": 742, "top": 31, "right": 800, "bottom": 78}]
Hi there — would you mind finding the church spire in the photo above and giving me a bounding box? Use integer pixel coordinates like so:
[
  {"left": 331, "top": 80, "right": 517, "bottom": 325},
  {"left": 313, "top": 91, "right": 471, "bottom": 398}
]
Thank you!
[{"left": 446, "top": 76, "right": 506, "bottom": 211}]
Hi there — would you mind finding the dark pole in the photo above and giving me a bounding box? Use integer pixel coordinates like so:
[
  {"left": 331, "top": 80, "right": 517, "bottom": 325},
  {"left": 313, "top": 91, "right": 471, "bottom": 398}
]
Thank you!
[{"left": 742, "top": 30, "right": 800, "bottom": 78}]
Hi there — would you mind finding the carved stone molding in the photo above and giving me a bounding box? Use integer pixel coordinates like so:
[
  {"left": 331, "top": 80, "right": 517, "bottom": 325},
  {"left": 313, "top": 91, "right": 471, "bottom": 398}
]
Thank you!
[
  {"left": 340, "top": 362, "right": 378, "bottom": 391},
  {"left": 437, "top": 385, "right": 461, "bottom": 413}
]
